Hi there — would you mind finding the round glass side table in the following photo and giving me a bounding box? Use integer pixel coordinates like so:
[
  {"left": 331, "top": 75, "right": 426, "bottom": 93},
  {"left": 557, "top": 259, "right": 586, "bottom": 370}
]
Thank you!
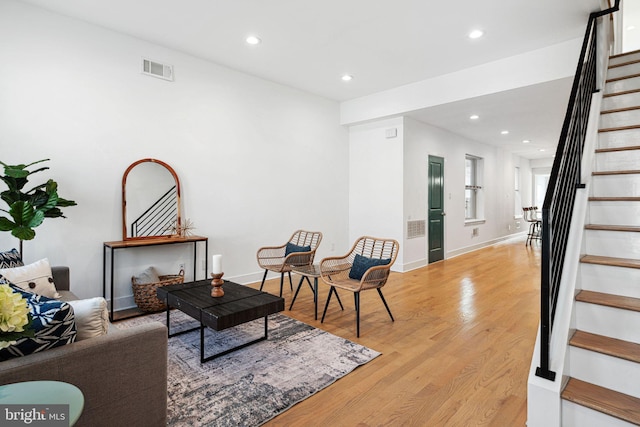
[{"left": 0, "top": 380, "right": 84, "bottom": 426}]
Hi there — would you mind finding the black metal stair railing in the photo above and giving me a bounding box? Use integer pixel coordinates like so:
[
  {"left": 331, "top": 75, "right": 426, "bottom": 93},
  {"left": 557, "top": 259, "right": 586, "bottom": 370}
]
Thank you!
[
  {"left": 130, "top": 186, "right": 178, "bottom": 237},
  {"left": 536, "top": 0, "right": 620, "bottom": 381}
]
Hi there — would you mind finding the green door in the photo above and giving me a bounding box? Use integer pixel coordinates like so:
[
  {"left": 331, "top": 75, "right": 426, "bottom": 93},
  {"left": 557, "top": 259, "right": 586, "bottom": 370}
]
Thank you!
[{"left": 428, "top": 155, "right": 445, "bottom": 263}]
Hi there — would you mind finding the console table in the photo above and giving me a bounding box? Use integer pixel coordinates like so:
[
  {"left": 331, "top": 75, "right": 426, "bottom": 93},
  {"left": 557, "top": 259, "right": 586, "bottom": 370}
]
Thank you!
[{"left": 103, "top": 235, "right": 208, "bottom": 321}]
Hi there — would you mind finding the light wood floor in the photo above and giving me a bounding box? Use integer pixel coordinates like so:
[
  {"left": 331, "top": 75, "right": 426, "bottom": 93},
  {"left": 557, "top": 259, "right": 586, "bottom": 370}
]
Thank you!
[{"left": 249, "top": 236, "right": 541, "bottom": 426}]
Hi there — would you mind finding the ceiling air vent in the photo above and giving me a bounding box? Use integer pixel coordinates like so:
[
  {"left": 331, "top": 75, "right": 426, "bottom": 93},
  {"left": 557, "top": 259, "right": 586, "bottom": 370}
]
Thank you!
[{"left": 141, "top": 58, "right": 174, "bottom": 81}]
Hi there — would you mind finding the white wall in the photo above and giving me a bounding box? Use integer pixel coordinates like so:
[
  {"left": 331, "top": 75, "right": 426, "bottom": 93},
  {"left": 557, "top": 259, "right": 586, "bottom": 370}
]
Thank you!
[
  {"left": 0, "top": 0, "right": 349, "bottom": 308},
  {"left": 402, "top": 117, "right": 530, "bottom": 268},
  {"left": 348, "top": 117, "right": 405, "bottom": 266}
]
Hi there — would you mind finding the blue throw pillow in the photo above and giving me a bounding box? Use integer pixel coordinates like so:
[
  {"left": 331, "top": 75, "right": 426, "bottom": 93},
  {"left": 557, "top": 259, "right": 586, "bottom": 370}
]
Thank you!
[
  {"left": 349, "top": 254, "right": 391, "bottom": 280},
  {"left": 285, "top": 243, "right": 311, "bottom": 256},
  {"left": 0, "top": 285, "right": 76, "bottom": 361},
  {"left": 0, "top": 248, "right": 23, "bottom": 269}
]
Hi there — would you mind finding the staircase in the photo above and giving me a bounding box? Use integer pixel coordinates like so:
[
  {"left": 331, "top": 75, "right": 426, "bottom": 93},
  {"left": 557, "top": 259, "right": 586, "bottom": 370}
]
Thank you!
[{"left": 560, "top": 50, "right": 640, "bottom": 426}]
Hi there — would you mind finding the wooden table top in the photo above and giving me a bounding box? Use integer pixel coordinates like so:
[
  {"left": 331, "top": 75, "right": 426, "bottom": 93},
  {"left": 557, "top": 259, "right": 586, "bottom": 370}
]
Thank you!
[{"left": 158, "top": 280, "right": 284, "bottom": 330}]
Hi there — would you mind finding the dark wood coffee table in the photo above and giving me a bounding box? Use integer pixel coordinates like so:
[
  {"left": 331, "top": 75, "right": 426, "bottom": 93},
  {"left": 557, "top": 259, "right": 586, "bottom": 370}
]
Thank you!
[{"left": 157, "top": 280, "right": 284, "bottom": 363}]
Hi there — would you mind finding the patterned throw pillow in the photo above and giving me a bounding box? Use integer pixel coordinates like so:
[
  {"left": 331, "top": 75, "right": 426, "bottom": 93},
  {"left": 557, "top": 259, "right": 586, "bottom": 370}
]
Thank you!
[
  {"left": 0, "top": 285, "right": 77, "bottom": 361},
  {"left": 0, "top": 258, "right": 60, "bottom": 299},
  {"left": 0, "top": 249, "right": 23, "bottom": 269}
]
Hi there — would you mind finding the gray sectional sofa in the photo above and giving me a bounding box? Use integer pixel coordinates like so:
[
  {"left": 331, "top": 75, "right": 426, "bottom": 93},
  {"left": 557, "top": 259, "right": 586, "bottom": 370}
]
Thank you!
[{"left": 0, "top": 267, "right": 168, "bottom": 427}]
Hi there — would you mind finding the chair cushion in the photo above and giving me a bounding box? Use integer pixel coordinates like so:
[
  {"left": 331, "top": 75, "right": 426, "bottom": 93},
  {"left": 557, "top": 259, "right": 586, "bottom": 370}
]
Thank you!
[
  {"left": 349, "top": 254, "right": 391, "bottom": 280},
  {"left": 285, "top": 243, "right": 311, "bottom": 256},
  {"left": 0, "top": 248, "right": 23, "bottom": 269},
  {"left": 0, "top": 285, "right": 77, "bottom": 361},
  {"left": 0, "top": 258, "right": 60, "bottom": 299}
]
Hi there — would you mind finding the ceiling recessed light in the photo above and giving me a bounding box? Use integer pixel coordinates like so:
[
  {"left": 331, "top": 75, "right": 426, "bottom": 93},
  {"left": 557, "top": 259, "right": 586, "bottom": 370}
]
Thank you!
[
  {"left": 468, "top": 30, "right": 484, "bottom": 39},
  {"left": 522, "top": 139, "right": 531, "bottom": 144},
  {"left": 246, "top": 35, "right": 261, "bottom": 45},
  {"left": 469, "top": 114, "right": 479, "bottom": 120},
  {"left": 501, "top": 130, "right": 509, "bottom": 135},
  {"left": 341, "top": 74, "right": 353, "bottom": 82}
]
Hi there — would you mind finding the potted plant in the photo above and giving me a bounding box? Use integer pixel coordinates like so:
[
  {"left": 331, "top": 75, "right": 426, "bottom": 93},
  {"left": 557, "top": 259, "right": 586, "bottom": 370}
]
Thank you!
[{"left": 0, "top": 159, "right": 77, "bottom": 257}]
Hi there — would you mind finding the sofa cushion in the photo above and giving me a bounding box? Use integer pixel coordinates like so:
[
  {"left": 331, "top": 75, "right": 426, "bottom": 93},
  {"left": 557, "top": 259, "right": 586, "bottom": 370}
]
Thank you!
[
  {"left": 348, "top": 254, "right": 391, "bottom": 280},
  {"left": 0, "top": 285, "right": 76, "bottom": 361},
  {"left": 67, "top": 297, "right": 109, "bottom": 341},
  {"left": 0, "top": 249, "right": 23, "bottom": 269},
  {"left": 0, "top": 258, "right": 60, "bottom": 299}
]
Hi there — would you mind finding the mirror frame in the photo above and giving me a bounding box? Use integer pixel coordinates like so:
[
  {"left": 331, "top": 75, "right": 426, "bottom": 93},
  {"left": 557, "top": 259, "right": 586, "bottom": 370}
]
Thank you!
[{"left": 122, "top": 158, "right": 182, "bottom": 241}]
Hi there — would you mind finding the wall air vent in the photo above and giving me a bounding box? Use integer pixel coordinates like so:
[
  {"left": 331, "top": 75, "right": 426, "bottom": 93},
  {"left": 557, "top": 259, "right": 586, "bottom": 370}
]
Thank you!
[
  {"left": 142, "top": 58, "right": 174, "bottom": 81},
  {"left": 407, "top": 220, "right": 426, "bottom": 239}
]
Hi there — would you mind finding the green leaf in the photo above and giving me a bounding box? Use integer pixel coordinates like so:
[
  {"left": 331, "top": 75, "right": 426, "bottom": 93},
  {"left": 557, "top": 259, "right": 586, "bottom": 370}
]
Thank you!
[
  {"left": 56, "top": 198, "right": 77, "bottom": 207},
  {"left": 9, "top": 201, "right": 35, "bottom": 227},
  {"left": 0, "top": 216, "right": 15, "bottom": 231},
  {"left": 29, "top": 190, "right": 49, "bottom": 209},
  {"left": 43, "top": 207, "right": 64, "bottom": 218},
  {"left": 28, "top": 210, "right": 45, "bottom": 228},
  {"left": 11, "top": 226, "right": 35, "bottom": 241}
]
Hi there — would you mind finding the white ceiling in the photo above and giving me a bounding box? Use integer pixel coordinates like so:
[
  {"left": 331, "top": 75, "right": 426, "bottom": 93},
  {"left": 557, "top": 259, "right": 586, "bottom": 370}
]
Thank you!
[{"left": 17, "top": 0, "right": 607, "bottom": 159}]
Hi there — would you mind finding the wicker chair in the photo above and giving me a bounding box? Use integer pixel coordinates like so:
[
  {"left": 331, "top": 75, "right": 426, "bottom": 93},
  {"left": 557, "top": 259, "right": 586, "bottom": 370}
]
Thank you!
[
  {"left": 320, "top": 236, "right": 399, "bottom": 337},
  {"left": 257, "top": 230, "right": 323, "bottom": 297}
]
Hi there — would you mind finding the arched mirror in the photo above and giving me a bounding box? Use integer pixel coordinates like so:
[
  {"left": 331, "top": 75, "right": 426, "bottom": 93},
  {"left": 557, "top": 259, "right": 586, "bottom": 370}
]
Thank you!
[{"left": 122, "top": 158, "right": 181, "bottom": 240}]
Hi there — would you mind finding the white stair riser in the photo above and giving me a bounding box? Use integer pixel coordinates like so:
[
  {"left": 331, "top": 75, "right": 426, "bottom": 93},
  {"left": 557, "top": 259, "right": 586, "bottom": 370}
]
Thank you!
[
  {"left": 595, "top": 150, "right": 640, "bottom": 170},
  {"left": 606, "top": 76, "right": 640, "bottom": 94},
  {"left": 603, "top": 92, "right": 640, "bottom": 111},
  {"left": 600, "top": 109, "right": 640, "bottom": 129},
  {"left": 575, "top": 302, "right": 640, "bottom": 343},
  {"left": 584, "top": 230, "right": 640, "bottom": 258},
  {"left": 592, "top": 174, "right": 640, "bottom": 197},
  {"left": 569, "top": 346, "right": 640, "bottom": 397},
  {"left": 599, "top": 128, "right": 640, "bottom": 149},
  {"left": 580, "top": 263, "right": 640, "bottom": 299},
  {"left": 607, "top": 63, "right": 640, "bottom": 80},
  {"left": 610, "top": 53, "right": 640, "bottom": 66},
  {"left": 562, "top": 401, "right": 637, "bottom": 427},
  {"left": 589, "top": 201, "right": 640, "bottom": 226}
]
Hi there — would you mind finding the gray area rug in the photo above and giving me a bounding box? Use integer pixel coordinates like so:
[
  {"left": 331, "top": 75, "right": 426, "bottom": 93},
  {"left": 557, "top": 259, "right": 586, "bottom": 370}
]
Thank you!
[{"left": 116, "top": 311, "right": 380, "bottom": 426}]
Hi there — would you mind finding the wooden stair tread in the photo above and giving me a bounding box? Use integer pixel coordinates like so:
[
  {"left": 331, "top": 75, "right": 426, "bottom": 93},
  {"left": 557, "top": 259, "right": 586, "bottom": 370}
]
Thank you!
[
  {"left": 607, "top": 72, "right": 640, "bottom": 83},
  {"left": 562, "top": 378, "right": 640, "bottom": 425},
  {"left": 601, "top": 105, "right": 640, "bottom": 114},
  {"left": 611, "top": 49, "right": 640, "bottom": 59},
  {"left": 609, "top": 58, "right": 640, "bottom": 69},
  {"left": 581, "top": 255, "right": 640, "bottom": 269},
  {"left": 576, "top": 290, "right": 640, "bottom": 312},
  {"left": 593, "top": 169, "right": 640, "bottom": 175},
  {"left": 599, "top": 125, "right": 640, "bottom": 133},
  {"left": 589, "top": 196, "right": 640, "bottom": 202},
  {"left": 604, "top": 88, "right": 640, "bottom": 98},
  {"left": 570, "top": 330, "right": 640, "bottom": 363},
  {"left": 595, "top": 145, "right": 640, "bottom": 153},
  {"left": 585, "top": 224, "right": 640, "bottom": 232}
]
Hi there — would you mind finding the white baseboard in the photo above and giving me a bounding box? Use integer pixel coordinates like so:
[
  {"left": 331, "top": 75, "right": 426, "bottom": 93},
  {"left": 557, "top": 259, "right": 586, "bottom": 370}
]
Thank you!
[{"left": 447, "top": 232, "right": 528, "bottom": 259}]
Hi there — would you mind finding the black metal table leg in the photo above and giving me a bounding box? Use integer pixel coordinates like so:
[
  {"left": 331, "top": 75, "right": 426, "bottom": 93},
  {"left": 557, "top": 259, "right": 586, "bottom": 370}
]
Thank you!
[{"left": 200, "top": 316, "right": 269, "bottom": 363}]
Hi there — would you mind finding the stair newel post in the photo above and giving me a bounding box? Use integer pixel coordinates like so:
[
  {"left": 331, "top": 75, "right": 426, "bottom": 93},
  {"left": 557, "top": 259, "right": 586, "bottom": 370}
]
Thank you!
[{"left": 536, "top": 208, "right": 556, "bottom": 381}]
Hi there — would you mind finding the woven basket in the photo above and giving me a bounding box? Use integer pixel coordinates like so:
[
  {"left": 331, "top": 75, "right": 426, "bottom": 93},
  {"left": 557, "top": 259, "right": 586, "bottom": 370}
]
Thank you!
[{"left": 132, "top": 270, "right": 184, "bottom": 312}]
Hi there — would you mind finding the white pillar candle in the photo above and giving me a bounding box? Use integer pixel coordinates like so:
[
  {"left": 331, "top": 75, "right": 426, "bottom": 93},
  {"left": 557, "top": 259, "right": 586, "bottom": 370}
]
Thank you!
[{"left": 212, "top": 254, "right": 222, "bottom": 274}]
